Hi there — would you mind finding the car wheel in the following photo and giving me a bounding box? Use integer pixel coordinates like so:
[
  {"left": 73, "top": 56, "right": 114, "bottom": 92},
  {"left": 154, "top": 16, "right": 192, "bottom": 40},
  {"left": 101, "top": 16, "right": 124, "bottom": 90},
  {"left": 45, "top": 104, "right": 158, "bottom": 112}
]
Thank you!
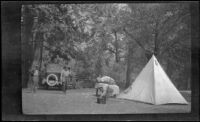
[{"left": 46, "top": 74, "right": 58, "bottom": 87}]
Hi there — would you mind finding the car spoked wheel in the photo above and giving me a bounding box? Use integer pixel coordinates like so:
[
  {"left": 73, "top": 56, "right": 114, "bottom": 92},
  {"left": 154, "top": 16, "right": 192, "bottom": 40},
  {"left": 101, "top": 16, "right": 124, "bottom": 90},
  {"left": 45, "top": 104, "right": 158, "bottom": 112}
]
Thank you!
[{"left": 46, "top": 74, "right": 58, "bottom": 87}]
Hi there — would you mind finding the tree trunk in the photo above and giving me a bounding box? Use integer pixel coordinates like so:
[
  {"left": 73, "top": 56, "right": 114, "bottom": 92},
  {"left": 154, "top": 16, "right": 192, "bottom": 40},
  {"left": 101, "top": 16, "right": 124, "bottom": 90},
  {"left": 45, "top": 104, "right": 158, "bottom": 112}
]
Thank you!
[
  {"left": 27, "top": 32, "right": 43, "bottom": 88},
  {"left": 125, "top": 55, "right": 131, "bottom": 89},
  {"left": 27, "top": 46, "right": 41, "bottom": 87},
  {"left": 154, "top": 30, "right": 159, "bottom": 56},
  {"left": 125, "top": 40, "right": 132, "bottom": 89},
  {"left": 187, "top": 77, "right": 190, "bottom": 90},
  {"left": 22, "top": 6, "right": 34, "bottom": 88},
  {"left": 183, "top": 65, "right": 191, "bottom": 90},
  {"left": 95, "top": 39, "right": 104, "bottom": 76},
  {"left": 114, "top": 31, "right": 119, "bottom": 63},
  {"left": 39, "top": 33, "right": 44, "bottom": 71},
  {"left": 95, "top": 56, "right": 103, "bottom": 76}
]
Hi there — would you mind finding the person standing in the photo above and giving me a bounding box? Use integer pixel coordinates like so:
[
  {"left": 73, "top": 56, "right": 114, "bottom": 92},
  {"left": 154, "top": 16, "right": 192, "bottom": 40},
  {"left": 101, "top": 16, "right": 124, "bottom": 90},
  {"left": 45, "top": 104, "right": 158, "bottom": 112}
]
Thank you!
[
  {"left": 60, "top": 66, "right": 71, "bottom": 94},
  {"left": 32, "top": 65, "right": 39, "bottom": 93},
  {"left": 67, "top": 67, "right": 73, "bottom": 88},
  {"left": 41, "top": 64, "right": 47, "bottom": 85}
]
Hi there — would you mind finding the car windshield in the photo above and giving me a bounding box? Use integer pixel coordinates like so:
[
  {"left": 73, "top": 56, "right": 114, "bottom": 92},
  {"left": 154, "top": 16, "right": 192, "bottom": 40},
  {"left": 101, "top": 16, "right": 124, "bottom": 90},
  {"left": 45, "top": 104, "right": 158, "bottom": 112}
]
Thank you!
[{"left": 46, "top": 64, "right": 63, "bottom": 73}]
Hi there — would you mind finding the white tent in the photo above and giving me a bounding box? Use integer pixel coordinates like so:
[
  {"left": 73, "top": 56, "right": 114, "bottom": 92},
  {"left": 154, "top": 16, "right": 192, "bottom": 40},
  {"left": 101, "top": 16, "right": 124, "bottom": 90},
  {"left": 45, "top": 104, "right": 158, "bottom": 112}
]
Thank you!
[{"left": 117, "top": 55, "right": 188, "bottom": 105}]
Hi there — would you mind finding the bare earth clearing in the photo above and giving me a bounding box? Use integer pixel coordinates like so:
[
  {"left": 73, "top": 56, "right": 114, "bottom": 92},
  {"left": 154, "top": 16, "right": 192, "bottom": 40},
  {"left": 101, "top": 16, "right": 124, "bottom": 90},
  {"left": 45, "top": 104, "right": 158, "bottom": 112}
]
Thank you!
[{"left": 22, "top": 88, "right": 191, "bottom": 114}]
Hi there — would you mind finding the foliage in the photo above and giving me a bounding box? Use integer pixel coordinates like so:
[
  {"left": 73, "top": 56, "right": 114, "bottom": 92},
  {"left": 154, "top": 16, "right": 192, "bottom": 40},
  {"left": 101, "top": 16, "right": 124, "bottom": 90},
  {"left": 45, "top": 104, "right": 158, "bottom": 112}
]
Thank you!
[{"left": 22, "top": 3, "right": 191, "bottom": 89}]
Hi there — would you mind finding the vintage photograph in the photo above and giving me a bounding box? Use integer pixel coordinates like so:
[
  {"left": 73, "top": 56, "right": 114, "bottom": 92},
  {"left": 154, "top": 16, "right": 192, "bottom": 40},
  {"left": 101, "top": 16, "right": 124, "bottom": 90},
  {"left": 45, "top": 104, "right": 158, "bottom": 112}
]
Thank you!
[{"left": 21, "top": 3, "right": 191, "bottom": 114}]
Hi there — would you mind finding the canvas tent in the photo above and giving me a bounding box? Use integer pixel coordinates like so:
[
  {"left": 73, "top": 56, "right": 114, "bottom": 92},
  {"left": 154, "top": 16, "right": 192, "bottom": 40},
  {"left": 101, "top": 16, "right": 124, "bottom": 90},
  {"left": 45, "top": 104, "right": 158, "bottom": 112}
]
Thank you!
[{"left": 117, "top": 55, "right": 188, "bottom": 105}]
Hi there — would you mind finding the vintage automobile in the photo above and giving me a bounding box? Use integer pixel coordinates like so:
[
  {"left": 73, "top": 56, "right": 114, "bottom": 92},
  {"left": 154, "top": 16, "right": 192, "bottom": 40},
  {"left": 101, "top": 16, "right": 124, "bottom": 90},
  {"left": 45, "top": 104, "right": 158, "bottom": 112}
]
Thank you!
[{"left": 42, "top": 63, "right": 76, "bottom": 90}]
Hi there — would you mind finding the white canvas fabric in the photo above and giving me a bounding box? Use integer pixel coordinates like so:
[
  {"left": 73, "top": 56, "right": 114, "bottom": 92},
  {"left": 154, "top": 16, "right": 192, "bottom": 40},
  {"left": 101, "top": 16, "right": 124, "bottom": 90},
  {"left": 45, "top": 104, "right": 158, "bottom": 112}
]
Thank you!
[
  {"left": 97, "top": 76, "right": 116, "bottom": 84},
  {"left": 117, "top": 55, "right": 188, "bottom": 105},
  {"left": 108, "top": 84, "right": 120, "bottom": 96},
  {"left": 95, "top": 83, "right": 120, "bottom": 97}
]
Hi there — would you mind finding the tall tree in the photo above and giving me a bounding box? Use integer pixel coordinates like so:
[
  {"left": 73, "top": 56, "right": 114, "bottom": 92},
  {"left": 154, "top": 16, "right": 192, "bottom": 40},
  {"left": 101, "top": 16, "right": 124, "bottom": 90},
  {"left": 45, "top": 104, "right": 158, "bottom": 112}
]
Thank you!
[{"left": 122, "top": 3, "right": 191, "bottom": 88}]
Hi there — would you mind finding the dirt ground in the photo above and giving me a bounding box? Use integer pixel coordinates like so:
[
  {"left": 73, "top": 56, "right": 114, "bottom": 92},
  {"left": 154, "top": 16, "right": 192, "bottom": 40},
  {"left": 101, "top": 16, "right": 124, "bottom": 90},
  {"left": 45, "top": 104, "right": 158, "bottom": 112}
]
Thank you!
[{"left": 22, "top": 88, "right": 191, "bottom": 114}]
